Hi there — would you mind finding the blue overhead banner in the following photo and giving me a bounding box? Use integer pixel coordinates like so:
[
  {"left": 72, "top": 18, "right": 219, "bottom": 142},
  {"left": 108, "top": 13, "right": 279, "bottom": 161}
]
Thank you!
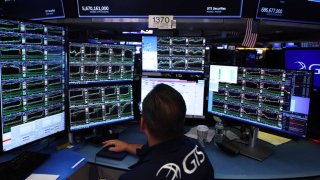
[
  {"left": 256, "top": 0, "right": 320, "bottom": 24},
  {"left": 77, "top": 0, "right": 243, "bottom": 18}
]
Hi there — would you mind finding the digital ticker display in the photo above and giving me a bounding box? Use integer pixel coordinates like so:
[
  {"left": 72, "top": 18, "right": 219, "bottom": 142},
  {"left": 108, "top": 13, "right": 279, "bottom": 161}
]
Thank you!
[
  {"left": 256, "top": 0, "right": 320, "bottom": 24},
  {"left": 77, "top": 0, "right": 243, "bottom": 18},
  {"left": 0, "top": 0, "right": 65, "bottom": 20}
]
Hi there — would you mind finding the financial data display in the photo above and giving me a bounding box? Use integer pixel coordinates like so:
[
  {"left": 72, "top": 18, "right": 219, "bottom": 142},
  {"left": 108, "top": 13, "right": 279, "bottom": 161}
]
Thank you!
[
  {"left": 285, "top": 49, "right": 320, "bottom": 88},
  {"left": 0, "top": 19, "right": 66, "bottom": 151},
  {"left": 208, "top": 65, "right": 313, "bottom": 137},
  {"left": 141, "top": 77, "right": 205, "bottom": 118},
  {"left": 0, "top": 0, "right": 65, "bottom": 20},
  {"left": 257, "top": 0, "right": 320, "bottom": 24},
  {"left": 69, "top": 43, "right": 135, "bottom": 85},
  {"left": 69, "top": 85, "right": 134, "bottom": 131},
  {"left": 142, "top": 36, "right": 206, "bottom": 74},
  {"left": 77, "top": 0, "right": 243, "bottom": 18}
]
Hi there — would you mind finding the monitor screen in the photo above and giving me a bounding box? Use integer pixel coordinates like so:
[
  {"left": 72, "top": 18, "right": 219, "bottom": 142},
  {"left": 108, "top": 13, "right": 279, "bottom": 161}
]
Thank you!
[
  {"left": 69, "top": 84, "right": 134, "bottom": 131},
  {"left": 285, "top": 49, "right": 320, "bottom": 88},
  {"left": 210, "top": 49, "right": 235, "bottom": 66},
  {"left": 141, "top": 77, "right": 205, "bottom": 118},
  {"left": 69, "top": 43, "right": 135, "bottom": 85},
  {"left": 0, "top": 0, "right": 65, "bottom": 20},
  {"left": 77, "top": 0, "right": 243, "bottom": 18},
  {"left": 0, "top": 19, "right": 66, "bottom": 151},
  {"left": 142, "top": 36, "right": 206, "bottom": 74},
  {"left": 208, "top": 65, "right": 313, "bottom": 137},
  {"left": 256, "top": 0, "right": 320, "bottom": 24}
]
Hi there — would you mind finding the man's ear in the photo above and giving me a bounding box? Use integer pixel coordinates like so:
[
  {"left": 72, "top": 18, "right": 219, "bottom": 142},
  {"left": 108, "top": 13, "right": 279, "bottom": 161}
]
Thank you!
[{"left": 140, "top": 116, "right": 146, "bottom": 131}]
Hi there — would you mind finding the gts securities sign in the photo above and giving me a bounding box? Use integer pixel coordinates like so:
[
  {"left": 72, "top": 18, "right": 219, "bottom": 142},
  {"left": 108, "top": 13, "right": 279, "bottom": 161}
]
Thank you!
[
  {"left": 77, "top": 0, "right": 243, "bottom": 18},
  {"left": 285, "top": 50, "right": 320, "bottom": 88}
]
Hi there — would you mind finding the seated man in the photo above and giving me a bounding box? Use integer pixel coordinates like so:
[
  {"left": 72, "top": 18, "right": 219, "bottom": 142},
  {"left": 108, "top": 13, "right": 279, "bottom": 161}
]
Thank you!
[{"left": 103, "top": 84, "right": 214, "bottom": 180}]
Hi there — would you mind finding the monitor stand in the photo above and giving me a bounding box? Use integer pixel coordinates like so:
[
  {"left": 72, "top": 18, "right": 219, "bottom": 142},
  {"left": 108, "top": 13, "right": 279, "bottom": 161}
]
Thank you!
[
  {"left": 86, "top": 127, "right": 118, "bottom": 146},
  {"left": 236, "top": 126, "right": 273, "bottom": 161}
]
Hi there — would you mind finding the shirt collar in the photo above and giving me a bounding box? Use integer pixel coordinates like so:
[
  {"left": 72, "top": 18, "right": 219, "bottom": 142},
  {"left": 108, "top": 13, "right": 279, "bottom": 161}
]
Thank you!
[{"left": 130, "top": 136, "right": 187, "bottom": 169}]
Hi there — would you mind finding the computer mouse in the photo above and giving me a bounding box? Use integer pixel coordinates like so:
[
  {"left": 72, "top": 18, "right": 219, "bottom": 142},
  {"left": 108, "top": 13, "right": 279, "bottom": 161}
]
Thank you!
[{"left": 104, "top": 144, "right": 115, "bottom": 150}]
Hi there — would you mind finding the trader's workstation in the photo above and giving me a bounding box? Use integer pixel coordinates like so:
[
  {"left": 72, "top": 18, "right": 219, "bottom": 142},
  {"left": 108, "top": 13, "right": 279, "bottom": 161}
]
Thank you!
[{"left": 0, "top": 0, "right": 320, "bottom": 179}]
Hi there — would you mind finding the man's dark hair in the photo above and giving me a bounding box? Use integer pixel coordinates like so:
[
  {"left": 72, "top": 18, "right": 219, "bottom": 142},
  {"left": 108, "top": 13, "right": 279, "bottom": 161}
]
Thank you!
[{"left": 142, "top": 83, "right": 186, "bottom": 141}]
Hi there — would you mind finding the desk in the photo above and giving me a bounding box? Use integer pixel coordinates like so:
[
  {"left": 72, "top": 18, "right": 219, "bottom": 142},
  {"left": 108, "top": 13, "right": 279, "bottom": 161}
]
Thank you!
[
  {"left": 0, "top": 139, "right": 87, "bottom": 180},
  {"left": 76, "top": 124, "right": 320, "bottom": 179},
  {"left": 75, "top": 125, "right": 145, "bottom": 170},
  {"left": 33, "top": 149, "right": 87, "bottom": 179}
]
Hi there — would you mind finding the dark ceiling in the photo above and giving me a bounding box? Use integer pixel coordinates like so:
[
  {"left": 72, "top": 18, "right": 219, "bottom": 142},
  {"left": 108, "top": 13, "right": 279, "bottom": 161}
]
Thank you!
[
  {"left": 2, "top": 0, "right": 319, "bottom": 46},
  {"left": 46, "top": 17, "right": 320, "bottom": 46}
]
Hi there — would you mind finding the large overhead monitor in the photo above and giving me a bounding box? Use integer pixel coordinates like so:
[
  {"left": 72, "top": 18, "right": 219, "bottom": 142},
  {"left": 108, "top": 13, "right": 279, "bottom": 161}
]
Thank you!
[
  {"left": 77, "top": 0, "right": 243, "bottom": 18},
  {"left": 207, "top": 65, "right": 313, "bottom": 160},
  {"left": 0, "top": 18, "right": 66, "bottom": 151},
  {"left": 0, "top": 0, "right": 65, "bottom": 20},
  {"left": 141, "top": 77, "right": 205, "bottom": 118},
  {"left": 142, "top": 36, "right": 206, "bottom": 74},
  {"left": 256, "top": 0, "right": 320, "bottom": 24}
]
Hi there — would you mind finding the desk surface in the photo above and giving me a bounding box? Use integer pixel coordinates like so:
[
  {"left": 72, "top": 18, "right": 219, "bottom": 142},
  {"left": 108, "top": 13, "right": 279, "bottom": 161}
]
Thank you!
[
  {"left": 76, "top": 124, "right": 320, "bottom": 179},
  {"left": 0, "top": 139, "right": 87, "bottom": 180},
  {"left": 33, "top": 149, "right": 87, "bottom": 180}
]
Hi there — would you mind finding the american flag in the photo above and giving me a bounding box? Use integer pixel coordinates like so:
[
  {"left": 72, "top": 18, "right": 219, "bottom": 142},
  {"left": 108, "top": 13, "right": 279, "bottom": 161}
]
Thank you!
[{"left": 242, "top": 18, "right": 258, "bottom": 48}]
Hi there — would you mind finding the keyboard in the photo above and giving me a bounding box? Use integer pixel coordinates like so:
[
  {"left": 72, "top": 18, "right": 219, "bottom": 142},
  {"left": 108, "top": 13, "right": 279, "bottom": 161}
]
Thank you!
[
  {"left": 0, "top": 151, "right": 50, "bottom": 180},
  {"left": 96, "top": 148, "right": 128, "bottom": 160}
]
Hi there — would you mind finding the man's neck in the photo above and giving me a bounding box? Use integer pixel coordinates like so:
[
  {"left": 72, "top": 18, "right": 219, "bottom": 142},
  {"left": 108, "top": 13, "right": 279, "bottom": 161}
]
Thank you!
[{"left": 147, "top": 135, "right": 162, "bottom": 147}]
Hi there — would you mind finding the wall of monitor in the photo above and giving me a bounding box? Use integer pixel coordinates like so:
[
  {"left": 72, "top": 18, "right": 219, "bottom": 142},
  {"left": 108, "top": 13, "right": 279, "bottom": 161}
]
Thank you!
[{"left": 0, "top": 16, "right": 320, "bottom": 155}]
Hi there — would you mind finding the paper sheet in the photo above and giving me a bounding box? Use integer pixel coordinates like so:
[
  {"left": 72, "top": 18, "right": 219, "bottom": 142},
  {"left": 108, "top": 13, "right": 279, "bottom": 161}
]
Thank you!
[
  {"left": 258, "top": 131, "right": 291, "bottom": 146},
  {"left": 26, "top": 174, "right": 59, "bottom": 180}
]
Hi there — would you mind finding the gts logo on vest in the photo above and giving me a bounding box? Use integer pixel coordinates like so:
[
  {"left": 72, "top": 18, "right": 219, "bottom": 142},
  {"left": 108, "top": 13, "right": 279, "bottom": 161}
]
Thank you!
[{"left": 156, "top": 145, "right": 205, "bottom": 180}]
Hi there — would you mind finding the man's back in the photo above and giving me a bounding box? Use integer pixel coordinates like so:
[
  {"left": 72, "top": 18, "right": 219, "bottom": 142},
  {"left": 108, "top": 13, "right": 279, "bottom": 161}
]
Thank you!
[{"left": 120, "top": 136, "right": 214, "bottom": 180}]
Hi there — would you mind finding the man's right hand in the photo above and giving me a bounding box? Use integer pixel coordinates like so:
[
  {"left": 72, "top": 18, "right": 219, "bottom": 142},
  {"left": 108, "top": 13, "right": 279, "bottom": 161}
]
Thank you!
[
  {"left": 102, "top": 139, "right": 143, "bottom": 155},
  {"left": 102, "top": 139, "right": 129, "bottom": 152}
]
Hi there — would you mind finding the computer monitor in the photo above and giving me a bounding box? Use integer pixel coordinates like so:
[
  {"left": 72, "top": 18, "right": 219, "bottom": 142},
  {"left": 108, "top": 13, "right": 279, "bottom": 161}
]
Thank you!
[
  {"left": 68, "top": 84, "right": 134, "bottom": 131},
  {"left": 210, "top": 49, "right": 236, "bottom": 66},
  {"left": 68, "top": 43, "right": 135, "bottom": 132},
  {"left": 0, "top": 18, "right": 66, "bottom": 151},
  {"left": 207, "top": 65, "right": 313, "bottom": 160},
  {"left": 69, "top": 43, "right": 135, "bottom": 85},
  {"left": 237, "top": 49, "right": 263, "bottom": 67},
  {"left": 141, "top": 77, "right": 205, "bottom": 118},
  {"left": 285, "top": 49, "right": 320, "bottom": 88},
  {"left": 142, "top": 36, "right": 206, "bottom": 74},
  {"left": 285, "top": 49, "right": 320, "bottom": 140}
]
